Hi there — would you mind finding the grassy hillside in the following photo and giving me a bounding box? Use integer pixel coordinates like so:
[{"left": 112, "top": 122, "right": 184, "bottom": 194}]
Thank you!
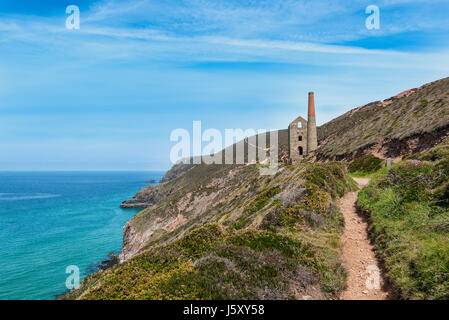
[
  {"left": 157, "top": 129, "right": 289, "bottom": 185},
  {"left": 63, "top": 162, "right": 356, "bottom": 300},
  {"left": 357, "top": 138, "right": 449, "bottom": 299},
  {"left": 317, "top": 77, "right": 449, "bottom": 160}
]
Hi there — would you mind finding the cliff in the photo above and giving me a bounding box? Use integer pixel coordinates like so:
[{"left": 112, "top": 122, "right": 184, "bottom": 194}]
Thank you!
[
  {"left": 63, "top": 77, "right": 449, "bottom": 300},
  {"left": 63, "top": 161, "right": 356, "bottom": 299}
]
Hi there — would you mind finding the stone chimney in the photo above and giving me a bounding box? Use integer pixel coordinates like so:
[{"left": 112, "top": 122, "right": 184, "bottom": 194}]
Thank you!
[{"left": 307, "top": 92, "right": 318, "bottom": 154}]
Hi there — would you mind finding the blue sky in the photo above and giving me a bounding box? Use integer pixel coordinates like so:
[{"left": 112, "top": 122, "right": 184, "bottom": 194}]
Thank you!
[{"left": 1, "top": 0, "right": 449, "bottom": 170}]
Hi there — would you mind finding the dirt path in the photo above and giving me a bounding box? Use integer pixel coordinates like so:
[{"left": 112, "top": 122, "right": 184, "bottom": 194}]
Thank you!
[{"left": 339, "top": 177, "right": 390, "bottom": 300}]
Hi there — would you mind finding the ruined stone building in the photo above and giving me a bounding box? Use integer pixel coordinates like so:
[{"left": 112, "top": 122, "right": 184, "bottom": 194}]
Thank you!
[{"left": 288, "top": 92, "right": 318, "bottom": 164}]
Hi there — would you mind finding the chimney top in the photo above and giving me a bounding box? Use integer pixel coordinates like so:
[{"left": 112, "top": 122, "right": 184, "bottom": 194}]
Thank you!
[{"left": 308, "top": 92, "right": 315, "bottom": 116}]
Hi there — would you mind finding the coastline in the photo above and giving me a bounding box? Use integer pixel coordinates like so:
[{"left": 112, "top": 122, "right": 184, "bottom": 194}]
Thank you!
[
  {"left": 0, "top": 171, "right": 164, "bottom": 300},
  {"left": 59, "top": 174, "right": 163, "bottom": 300}
]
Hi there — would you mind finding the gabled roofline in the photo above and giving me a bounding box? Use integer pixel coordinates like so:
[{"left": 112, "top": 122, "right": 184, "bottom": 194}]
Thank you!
[{"left": 289, "top": 116, "right": 307, "bottom": 127}]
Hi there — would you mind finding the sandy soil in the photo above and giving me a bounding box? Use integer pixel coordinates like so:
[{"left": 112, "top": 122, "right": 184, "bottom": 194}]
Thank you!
[{"left": 339, "top": 177, "right": 390, "bottom": 300}]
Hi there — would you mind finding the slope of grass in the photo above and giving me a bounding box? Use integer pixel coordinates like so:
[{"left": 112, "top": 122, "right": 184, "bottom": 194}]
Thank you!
[
  {"left": 358, "top": 140, "right": 449, "bottom": 299},
  {"left": 317, "top": 77, "right": 449, "bottom": 159},
  {"left": 63, "top": 162, "right": 356, "bottom": 300},
  {"left": 348, "top": 154, "right": 384, "bottom": 176}
]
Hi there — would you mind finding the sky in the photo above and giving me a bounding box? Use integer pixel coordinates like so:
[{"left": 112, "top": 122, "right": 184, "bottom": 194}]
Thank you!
[{"left": 1, "top": 0, "right": 449, "bottom": 171}]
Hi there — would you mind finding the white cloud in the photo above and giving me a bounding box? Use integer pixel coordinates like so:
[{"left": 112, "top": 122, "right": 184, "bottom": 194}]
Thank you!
[{"left": 1, "top": 0, "right": 448, "bottom": 61}]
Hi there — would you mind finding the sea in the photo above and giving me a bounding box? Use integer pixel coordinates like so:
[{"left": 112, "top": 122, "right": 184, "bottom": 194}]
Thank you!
[{"left": 0, "top": 171, "right": 164, "bottom": 300}]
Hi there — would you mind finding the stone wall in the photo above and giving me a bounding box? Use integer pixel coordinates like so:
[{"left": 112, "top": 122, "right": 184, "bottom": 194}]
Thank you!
[{"left": 288, "top": 116, "right": 308, "bottom": 164}]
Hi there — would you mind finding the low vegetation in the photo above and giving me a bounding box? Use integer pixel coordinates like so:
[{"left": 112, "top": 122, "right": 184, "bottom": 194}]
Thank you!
[
  {"left": 358, "top": 139, "right": 449, "bottom": 299},
  {"left": 63, "top": 162, "right": 356, "bottom": 300},
  {"left": 348, "top": 154, "right": 384, "bottom": 176}
]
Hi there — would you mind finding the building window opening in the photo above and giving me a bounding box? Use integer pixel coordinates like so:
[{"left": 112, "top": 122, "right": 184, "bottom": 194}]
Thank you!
[
  {"left": 298, "top": 146, "right": 303, "bottom": 156},
  {"left": 298, "top": 136, "right": 302, "bottom": 141}
]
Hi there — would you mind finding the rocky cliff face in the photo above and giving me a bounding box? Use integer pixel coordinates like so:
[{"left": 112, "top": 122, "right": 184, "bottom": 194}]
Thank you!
[{"left": 118, "top": 164, "right": 261, "bottom": 262}]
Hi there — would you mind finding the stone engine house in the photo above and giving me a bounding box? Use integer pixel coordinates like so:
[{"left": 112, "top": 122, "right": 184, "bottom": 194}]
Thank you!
[{"left": 288, "top": 92, "right": 318, "bottom": 164}]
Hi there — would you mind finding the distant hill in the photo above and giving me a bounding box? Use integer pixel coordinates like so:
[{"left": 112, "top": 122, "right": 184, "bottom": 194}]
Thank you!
[
  {"left": 316, "top": 77, "right": 449, "bottom": 161},
  {"left": 158, "top": 129, "right": 289, "bottom": 184}
]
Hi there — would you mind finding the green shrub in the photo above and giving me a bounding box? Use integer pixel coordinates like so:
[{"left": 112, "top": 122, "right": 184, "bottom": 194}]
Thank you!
[
  {"left": 302, "top": 162, "right": 355, "bottom": 199},
  {"left": 348, "top": 154, "right": 383, "bottom": 174}
]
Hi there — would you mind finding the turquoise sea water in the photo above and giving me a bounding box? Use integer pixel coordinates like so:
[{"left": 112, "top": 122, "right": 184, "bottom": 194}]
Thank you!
[{"left": 0, "top": 171, "right": 164, "bottom": 300}]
